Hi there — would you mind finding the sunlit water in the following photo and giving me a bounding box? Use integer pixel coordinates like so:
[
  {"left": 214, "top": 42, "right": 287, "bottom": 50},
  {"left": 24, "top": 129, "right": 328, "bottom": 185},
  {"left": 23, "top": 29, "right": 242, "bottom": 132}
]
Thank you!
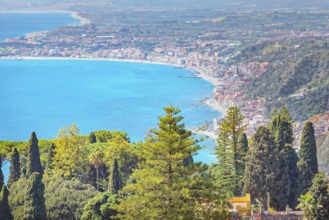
[{"left": 0, "top": 12, "right": 219, "bottom": 181}]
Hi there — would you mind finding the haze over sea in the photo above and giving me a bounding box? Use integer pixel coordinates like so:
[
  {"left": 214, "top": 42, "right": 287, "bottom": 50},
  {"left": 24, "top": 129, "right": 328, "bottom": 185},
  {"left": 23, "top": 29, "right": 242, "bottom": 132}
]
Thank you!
[{"left": 0, "top": 12, "right": 220, "bottom": 180}]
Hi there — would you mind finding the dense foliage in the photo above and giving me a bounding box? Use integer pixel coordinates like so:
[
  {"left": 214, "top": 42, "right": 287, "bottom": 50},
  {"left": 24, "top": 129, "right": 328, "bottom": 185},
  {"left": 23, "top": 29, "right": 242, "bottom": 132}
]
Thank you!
[
  {"left": 26, "top": 132, "right": 43, "bottom": 178},
  {"left": 0, "top": 105, "right": 324, "bottom": 218},
  {"left": 81, "top": 192, "right": 118, "bottom": 220},
  {"left": 215, "top": 106, "right": 246, "bottom": 196},
  {"left": 44, "top": 177, "right": 98, "bottom": 220},
  {"left": 269, "top": 107, "right": 298, "bottom": 210},
  {"left": 308, "top": 173, "right": 329, "bottom": 220},
  {"left": 298, "top": 173, "right": 329, "bottom": 220},
  {"left": 8, "top": 148, "right": 21, "bottom": 188},
  {"left": 298, "top": 121, "right": 318, "bottom": 195},
  {"left": 108, "top": 158, "right": 122, "bottom": 194},
  {"left": 243, "top": 126, "right": 278, "bottom": 210},
  {"left": 117, "top": 106, "right": 200, "bottom": 219},
  {"left": 0, "top": 185, "right": 13, "bottom": 220},
  {"left": 23, "top": 173, "right": 47, "bottom": 220},
  {"left": 0, "top": 158, "right": 4, "bottom": 191}
]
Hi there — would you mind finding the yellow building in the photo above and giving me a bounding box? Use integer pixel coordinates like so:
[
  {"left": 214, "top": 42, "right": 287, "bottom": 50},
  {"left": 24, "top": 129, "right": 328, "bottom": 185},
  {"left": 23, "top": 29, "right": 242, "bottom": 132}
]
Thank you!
[{"left": 229, "top": 194, "right": 251, "bottom": 217}]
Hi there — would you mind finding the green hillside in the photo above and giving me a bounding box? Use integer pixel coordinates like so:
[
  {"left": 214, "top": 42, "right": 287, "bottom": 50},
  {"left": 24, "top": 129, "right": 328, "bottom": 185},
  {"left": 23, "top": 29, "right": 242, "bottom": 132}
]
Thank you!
[{"left": 242, "top": 41, "right": 329, "bottom": 120}]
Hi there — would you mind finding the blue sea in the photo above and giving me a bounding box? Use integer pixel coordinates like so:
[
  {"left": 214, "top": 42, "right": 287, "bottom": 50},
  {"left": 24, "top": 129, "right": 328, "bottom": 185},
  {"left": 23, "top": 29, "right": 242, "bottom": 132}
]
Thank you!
[
  {"left": 0, "top": 11, "right": 80, "bottom": 41},
  {"left": 0, "top": 12, "right": 219, "bottom": 181}
]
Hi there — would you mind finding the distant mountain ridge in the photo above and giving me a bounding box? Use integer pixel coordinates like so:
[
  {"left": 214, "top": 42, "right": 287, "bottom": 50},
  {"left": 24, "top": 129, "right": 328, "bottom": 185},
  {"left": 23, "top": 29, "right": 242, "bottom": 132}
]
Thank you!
[{"left": 3, "top": 0, "right": 329, "bottom": 11}]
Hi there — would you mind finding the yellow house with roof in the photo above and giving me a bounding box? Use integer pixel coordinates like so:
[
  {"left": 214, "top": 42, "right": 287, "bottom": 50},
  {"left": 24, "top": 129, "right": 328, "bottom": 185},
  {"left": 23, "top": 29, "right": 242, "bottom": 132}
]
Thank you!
[{"left": 229, "top": 194, "right": 251, "bottom": 217}]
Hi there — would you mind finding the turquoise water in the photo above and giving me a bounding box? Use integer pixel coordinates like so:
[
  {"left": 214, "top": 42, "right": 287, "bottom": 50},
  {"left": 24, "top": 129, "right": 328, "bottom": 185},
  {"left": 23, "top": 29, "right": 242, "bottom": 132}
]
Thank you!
[
  {"left": 0, "top": 12, "right": 219, "bottom": 181},
  {"left": 0, "top": 59, "right": 218, "bottom": 140},
  {"left": 0, "top": 59, "right": 219, "bottom": 161}
]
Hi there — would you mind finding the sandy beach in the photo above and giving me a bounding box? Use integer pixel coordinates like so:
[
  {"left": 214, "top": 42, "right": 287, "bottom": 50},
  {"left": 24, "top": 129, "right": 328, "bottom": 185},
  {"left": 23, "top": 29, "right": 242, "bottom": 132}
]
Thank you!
[
  {"left": 193, "top": 129, "right": 218, "bottom": 140},
  {"left": 0, "top": 56, "right": 183, "bottom": 67},
  {"left": 70, "top": 11, "right": 91, "bottom": 26},
  {"left": 0, "top": 10, "right": 91, "bottom": 26},
  {"left": 0, "top": 9, "right": 227, "bottom": 125}
]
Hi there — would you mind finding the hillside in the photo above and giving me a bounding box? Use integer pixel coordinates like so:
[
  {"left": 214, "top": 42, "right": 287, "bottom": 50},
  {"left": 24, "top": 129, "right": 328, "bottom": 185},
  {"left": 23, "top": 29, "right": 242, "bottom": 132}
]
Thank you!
[
  {"left": 318, "top": 135, "right": 329, "bottom": 176},
  {"left": 242, "top": 41, "right": 329, "bottom": 121}
]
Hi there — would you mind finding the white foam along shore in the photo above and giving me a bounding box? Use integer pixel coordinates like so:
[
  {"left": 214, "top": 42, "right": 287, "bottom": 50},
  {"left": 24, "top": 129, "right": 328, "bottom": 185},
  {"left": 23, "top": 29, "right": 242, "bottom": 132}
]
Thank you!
[{"left": 0, "top": 10, "right": 91, "bottom": 26}]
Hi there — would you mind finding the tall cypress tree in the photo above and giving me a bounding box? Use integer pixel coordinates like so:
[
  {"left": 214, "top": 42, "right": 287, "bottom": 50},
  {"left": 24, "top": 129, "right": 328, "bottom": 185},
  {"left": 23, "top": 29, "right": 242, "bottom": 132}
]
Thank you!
[
  {"left": 309, "top": 173, "right": 329, "bottom": 220},
  {"left": 23, "top": 172, "right": 47, "bottom": 220},
  {"left": 8, "top": 148, "right": 21, "bottom": 188},
  {"left": 26, "top": 132, "right": 43, "bottom": 178},
  {"left": 269, "top": 107, "right": 299, "bottom": 210},
  {"left": 0, "top": 157, "right": 4, "bottom": 191},
  {"left": 298, "top": 121, "right": 318, "bottom": 195},
  {"left": 0, "top": 185, "right": 13, "bottom": 220},
  {"left": 237, "top": 133, "right": 248, "bottom": 179},
  {"left": 285, "top": 146, "right": 299, "bottom": 209},
  {"left": 108, "top": 158, "right": 122, "bottom": 194},
  {"left": 46, "top": 143, "right": 56, "bottom": 170},
  {"left": 89, "top": 132, "right": 97, "bottom": 144},
  {"left": 243, "top": 126, "right": 278, "bottom": 211}
]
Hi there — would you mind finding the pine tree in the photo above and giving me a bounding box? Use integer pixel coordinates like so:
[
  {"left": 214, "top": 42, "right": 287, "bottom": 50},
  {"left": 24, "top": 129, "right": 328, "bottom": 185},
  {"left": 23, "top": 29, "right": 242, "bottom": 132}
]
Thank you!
[
  {"left": 8, "top": 148, "right": 21, "bottom": 188},
  {"left": 298, "top": 121, "right": 318, "bottom": 195},
  {"left": 46, "top": 143, "right": 56, "bottom": 170},
  {"left": 215, "top": 106, "right": 245, "bottom": 196},
  {"left": 0, "top": 157, "right": 4, "bottom": 191},
  {"left": 309, "top": 173, "right": 329, "bottom": 220},
  {"left": 108, "top": 158, "right": 122, "bottom": 194},
  {"left": 89, "top": 132, "right": 97, "bottom": 144},
  {"left": 23, "top": 172, "right": 47, "bottom": 220},
  {"left": 26, "top": 132, "right": 43, "bottom": 177},
  {"left": 117, "top": 106, "right": 200, "bottom": 219},
  {"left": 243, "top": 126, "right": 278, "bottom": 211},
  {"left": 0, "top": 185, "right": 13, "bottom": 220}
]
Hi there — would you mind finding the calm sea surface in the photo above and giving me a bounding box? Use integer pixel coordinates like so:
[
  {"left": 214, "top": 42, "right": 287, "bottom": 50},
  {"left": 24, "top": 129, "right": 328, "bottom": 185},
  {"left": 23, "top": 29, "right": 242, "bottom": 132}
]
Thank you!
[
  {"left": 0, "top": 12, "right": 219, "bottom": 181},
  {"left": 0, "top": 11, "right": 79, "bottom": 41}
]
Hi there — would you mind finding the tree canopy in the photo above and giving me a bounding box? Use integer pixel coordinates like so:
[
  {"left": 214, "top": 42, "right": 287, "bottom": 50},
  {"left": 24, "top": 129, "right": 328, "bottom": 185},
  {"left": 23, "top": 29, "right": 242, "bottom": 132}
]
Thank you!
[
  {"left": 215, "top": 106, "right": 246, "bottom": 196},
  {"left": 117, "top": 106, "right": 200, "bottom": 219}
]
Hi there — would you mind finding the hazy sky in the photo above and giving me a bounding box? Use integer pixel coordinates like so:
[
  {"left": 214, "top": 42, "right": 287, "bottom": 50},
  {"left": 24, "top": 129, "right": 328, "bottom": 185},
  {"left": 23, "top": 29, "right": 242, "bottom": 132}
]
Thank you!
[{"left": 111, "top": 0, "right": 329, "bottom": 10}]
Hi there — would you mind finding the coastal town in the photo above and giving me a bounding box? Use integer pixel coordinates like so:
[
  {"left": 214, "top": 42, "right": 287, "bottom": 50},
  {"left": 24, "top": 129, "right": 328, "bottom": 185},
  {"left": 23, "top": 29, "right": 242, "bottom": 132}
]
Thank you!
[
  {"left": 2, "top": 2, "right": 329, "bottom": 219},
  {"left": 1, "top": 10, "right": 329, "bottom": 147}
]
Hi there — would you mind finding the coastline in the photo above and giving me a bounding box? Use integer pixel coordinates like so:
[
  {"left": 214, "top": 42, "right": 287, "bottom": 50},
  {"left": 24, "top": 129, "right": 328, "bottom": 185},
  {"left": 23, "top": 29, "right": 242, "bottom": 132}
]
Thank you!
[
  {"left": 70, "top": 11, "right": 91, "bottom": 26},
  {"left": 0, "top": 10, "right": 91, "bottom": 26},
  {"left": 1, "top": 55, "right": 225, "bottom": 139}
]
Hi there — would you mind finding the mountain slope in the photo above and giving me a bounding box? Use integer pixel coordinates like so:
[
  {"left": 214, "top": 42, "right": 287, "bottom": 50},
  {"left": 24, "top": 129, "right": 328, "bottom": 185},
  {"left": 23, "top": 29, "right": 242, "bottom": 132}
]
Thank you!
[
  {"left": 318, "top": 135, "right": 329, "bottom": 176},
  {"left": 244, "top": 48, "right": 329, "bottom": 121}
]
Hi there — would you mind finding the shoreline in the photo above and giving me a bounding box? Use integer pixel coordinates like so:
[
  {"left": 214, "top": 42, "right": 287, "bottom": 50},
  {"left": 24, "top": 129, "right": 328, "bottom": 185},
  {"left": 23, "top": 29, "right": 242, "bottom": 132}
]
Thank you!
[
  {"left": 70, "top": 11, "right": 91, "bottom": 26},
  {"left": 1, "top": 55, "right": 225, "bottom": 139},
  {"left": 0, "top": 10, "right": 91, "bottom": 26}
]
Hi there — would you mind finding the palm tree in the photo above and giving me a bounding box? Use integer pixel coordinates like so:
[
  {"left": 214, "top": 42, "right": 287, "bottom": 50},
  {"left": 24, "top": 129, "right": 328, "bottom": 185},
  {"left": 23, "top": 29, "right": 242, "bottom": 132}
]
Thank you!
[
  {"left": 88, "top": 151, "right": 104, "bottom": 191},
  {"left": 296, "top": 192, "right": 314, "bottom": 220}
]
